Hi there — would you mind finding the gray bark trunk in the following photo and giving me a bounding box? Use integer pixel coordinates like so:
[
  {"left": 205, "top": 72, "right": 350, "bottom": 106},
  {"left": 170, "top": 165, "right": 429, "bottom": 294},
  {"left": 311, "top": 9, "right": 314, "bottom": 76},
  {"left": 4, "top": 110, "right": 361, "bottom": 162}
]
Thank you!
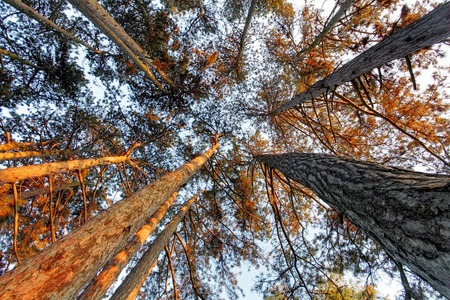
[
  {"left": 77, "top": 192, "right": 179, "bottom": 300},
  {"left": 271, "top": 2, "right": 450, "bottom": 115},
  {"left": 297, "top": 0, "right": 355, "bottom": 55},
  {"left": 0, "top": 144, "right": 218, "bottom": 300},
  {"left": 255, "top": 153, "right": 450, "bottom": 297},
  {"left": 236, "top": 0, "right": 257, "bottom": 65},
  {"left": 110, "top": 192, "right": 202, "bottom": 300}
]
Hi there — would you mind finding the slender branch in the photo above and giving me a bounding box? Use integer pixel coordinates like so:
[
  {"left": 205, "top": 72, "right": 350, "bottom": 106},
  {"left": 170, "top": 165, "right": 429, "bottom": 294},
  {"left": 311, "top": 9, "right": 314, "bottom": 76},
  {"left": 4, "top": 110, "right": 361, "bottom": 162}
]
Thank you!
[{"left": 12, "top": 183, "right": 21, "bottom": 264}]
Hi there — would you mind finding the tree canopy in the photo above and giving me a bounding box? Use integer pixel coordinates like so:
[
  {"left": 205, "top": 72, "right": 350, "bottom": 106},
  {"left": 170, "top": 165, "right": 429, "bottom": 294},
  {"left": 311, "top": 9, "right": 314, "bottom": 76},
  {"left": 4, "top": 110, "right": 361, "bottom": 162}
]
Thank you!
[{"left": 0, "top": 0, "right": 449, "bottom": 299}]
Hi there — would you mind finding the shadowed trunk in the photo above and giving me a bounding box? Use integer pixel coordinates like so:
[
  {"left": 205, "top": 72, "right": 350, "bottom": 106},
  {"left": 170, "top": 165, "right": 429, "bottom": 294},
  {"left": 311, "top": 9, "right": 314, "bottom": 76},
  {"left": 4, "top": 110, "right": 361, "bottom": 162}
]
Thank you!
[
  {"left": 256, "top": 153, "right": 450, "bottom": 297},
  {"left": 0, "top": 143, "right": 218, "bottom": 300}
]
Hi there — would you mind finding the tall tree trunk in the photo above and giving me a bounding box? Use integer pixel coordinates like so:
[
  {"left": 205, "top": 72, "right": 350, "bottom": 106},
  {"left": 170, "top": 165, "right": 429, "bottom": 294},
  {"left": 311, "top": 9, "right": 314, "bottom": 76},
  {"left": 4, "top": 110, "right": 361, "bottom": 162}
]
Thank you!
[
  {"left": 78, "top": 192, "right": 179, "bottom": 300},
  {"left": 271, "top": 2, "right": 450, "bottom": 115},
  {"left": 0, "top": 155, "right": 129, "bottom": 184},
  {"left": 236, "top": 0, "right": 257, "bottom": 67},
  {"left": 0, "top": 143, "right": 218, "bottom": 299},
  {"left": 67, "top": 0, "right": 175, "bottom": 90},
  {"left": 110, "top": 192, "right": 202, "bottom": 300},
  {"left": 297, "top": 0, "right": 355, "bottom": 55},
  {"left": 255, "top": 153, "right": 450, "bottom": 297},
  {"left": 2, "top": 0, "right": 98, "bottom": 52}
]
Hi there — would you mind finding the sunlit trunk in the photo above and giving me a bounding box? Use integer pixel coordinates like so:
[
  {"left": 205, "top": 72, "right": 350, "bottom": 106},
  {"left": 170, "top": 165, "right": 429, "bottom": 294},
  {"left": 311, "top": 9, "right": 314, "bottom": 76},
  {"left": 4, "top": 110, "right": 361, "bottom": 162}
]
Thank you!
[
  {"left": 78, "top": 192, "right": 179, "bottom": 300},
  {"left": 110, "top": 192, "right": 202, "bottom": 300},
  {"left": 0, "top": 155, "right": 128, "bottom": 184},
  {"left": 256, "top": 153, "right": 450, "bottom": 297},
  {"left": 0, "top": 149, "right": 82, "bottom": 161},
  {"left": 0, "top": 143, "right": 218, "bottom": 299}
]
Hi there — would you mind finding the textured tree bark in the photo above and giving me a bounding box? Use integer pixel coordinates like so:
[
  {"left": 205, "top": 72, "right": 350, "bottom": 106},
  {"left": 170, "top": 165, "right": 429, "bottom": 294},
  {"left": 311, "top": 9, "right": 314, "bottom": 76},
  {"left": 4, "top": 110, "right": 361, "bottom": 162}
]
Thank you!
[
  {"left": 271, "top": 2, "right": 450, "bottom": 115},
  {"left": 255, "top": 153, "right": 450, "bottom": 297},
  {"left": 0, "top": 155, "right": 129, "bottom": 184},
  {"left": 0, "top": 143, "right": 218, "bottom": 300},
  {"left": 77, "top": 192, "right": 179, "bottom": 300},
  {"left": 110, "top": 192, "right": 202, "bottom": 300}
]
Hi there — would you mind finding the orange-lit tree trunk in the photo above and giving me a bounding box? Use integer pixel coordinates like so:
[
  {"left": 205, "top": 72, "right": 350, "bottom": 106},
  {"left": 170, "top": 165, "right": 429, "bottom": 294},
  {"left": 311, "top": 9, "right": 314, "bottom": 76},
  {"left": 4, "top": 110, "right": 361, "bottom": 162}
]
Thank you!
[
  {"left": 0, "top": 149, "right": 85, "bottom": 161},
  {"left": 271, "top": 2, "right": 450, "bottom": 115},
  {"left": 0, "top": 143, "right": 218, "bottom": 299},
  {"left": 0, "top": 155, "right": 128, "bottom": 184},
  {"left": 0, "top": 141, "right": 47, "bottom": 152},
  {"left": 110, "top": 192, "right": 202, "bottom": 300},
  {"left": 78, "top": 192, "right": 179, "bottom": 300},
  {"left": 256, "top": 153, "right": 450, "bottom": 297}
]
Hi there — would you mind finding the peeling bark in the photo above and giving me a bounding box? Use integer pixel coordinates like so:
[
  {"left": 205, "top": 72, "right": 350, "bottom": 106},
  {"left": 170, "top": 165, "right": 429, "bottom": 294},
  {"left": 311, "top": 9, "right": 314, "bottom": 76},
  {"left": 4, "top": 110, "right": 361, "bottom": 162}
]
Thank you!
[
  {"left": 110, "top": 192, "right": 202, "bottom": 300},
  {"left": 0, "top": 144, "right": 218, "bottom": 299},
  {"left": 256, "top": 153, "right": 450, "bottom": 297},
  {"left": 271, "top": 2, "right": 450, "bottom": 115}
]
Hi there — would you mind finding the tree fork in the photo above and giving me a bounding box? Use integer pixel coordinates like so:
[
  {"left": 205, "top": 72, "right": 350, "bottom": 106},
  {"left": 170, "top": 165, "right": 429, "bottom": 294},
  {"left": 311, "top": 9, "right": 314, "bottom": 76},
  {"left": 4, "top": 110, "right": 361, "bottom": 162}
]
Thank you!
[
  {"left": 271, "top": 2, "right": 450, "bottom": 115},
  {"left": 255, "top": 153, "right": 450, "bottom": 297},
  {"left": 0, "top": 143, "right": 218, "bottom": 299}
]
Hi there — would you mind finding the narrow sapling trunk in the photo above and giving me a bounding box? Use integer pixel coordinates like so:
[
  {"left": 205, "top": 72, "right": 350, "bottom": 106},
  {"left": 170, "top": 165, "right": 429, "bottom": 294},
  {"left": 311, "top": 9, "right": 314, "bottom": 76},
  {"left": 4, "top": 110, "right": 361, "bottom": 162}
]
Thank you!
[
  {"left": 271, "top": 2, "right": 450, "bottom": 115},
  {"left": 0, "top": 144, "right": 218, "bottom": 299},
  {"left": 110, "top": 192, "right": 202, "bottom": 300},
  {"left": 256, "top": 153, "right": 450, "bottom": 297},
  {"left": 78, "top": 192, "right": 179, "bottom": 300},
  {"left": 0, "top": 155, "right": 129, "bottom": 184}
]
